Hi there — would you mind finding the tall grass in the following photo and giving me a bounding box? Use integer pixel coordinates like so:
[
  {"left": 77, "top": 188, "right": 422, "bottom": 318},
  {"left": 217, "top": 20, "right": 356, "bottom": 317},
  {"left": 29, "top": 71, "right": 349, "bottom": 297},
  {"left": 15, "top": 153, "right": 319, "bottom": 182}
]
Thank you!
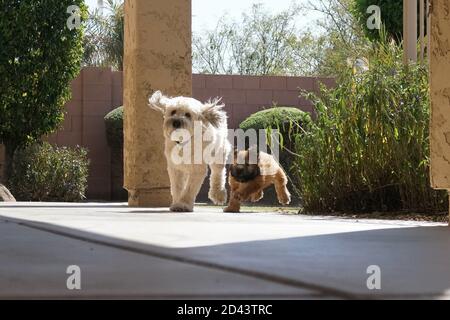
[{"left": 292, "top": 39, "right": 447, "bottom": 213}]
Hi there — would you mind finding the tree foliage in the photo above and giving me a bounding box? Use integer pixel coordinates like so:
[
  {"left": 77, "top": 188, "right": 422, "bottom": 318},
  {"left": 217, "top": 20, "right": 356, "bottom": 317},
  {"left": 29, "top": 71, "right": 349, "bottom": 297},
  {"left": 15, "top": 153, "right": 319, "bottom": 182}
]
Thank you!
[
  {"left": 0, "top": 0, "right": 86, "bottom": 175},
  {"left": 193, "top": 1, "right": 368, "bottom": 77},
  {"left": 352, "top": 0, "right": 403, "bottom": 42},
  {"left": 193, "top": 4, "right": 301, "bottom": 76},
  {"left": 83, "top": 0, "right": 124, "bottom": 70},
  {"left": 297, "top": 0, "right": 369, "bottom": 76}
]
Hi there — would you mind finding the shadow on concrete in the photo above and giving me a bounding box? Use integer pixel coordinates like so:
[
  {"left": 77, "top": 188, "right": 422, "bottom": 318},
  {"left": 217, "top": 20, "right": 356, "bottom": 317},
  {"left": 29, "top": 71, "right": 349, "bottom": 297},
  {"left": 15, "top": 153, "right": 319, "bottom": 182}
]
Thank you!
[{"left": 1, "top": 214, "right": 450, "bottom": 299}]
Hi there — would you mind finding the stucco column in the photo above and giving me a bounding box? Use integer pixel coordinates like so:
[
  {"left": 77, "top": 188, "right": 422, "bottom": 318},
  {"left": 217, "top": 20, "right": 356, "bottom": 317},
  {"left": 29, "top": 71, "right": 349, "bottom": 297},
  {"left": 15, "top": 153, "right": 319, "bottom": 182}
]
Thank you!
[
  {"left": 124, "top": 0, "right": 192, "bottom": 207},
  {"left": 403, "top": 0, "right": 418, "bottom": 63},
  {"left": 430, "top": 0, "right": 450, "bottom": 216}
]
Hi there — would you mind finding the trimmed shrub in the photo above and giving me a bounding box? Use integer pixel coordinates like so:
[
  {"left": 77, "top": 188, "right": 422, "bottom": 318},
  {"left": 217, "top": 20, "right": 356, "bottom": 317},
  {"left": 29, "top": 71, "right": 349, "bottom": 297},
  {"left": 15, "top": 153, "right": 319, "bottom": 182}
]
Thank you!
[
  {"left": 104, "top": 106, "right": 124, "bottom": 148},
  {"left": 240, "top": 107, "right": 313, "bottom": 157},
  {"left": 293, "top": 39, "right": 447, "bottom": 213},
  {"left": 240, "top": 107, "right": 312, "bottom": 132},
  {"left": 9, "top": 142, "right": 89, "bottom": 202},
  {"left": 104, "top": 106, "right": 127, "bottom": 200}
]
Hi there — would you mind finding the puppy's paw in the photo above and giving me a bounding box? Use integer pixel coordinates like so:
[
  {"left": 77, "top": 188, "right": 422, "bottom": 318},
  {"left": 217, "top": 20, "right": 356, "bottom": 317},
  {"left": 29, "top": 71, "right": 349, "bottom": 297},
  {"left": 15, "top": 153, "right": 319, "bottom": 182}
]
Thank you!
[
  {"left": 223, "top": 206, "right": 240, "bottom": 213},
  {"left": 209, "top": 188, "right": 227, "bottom": 205},
  {"left": 278, "top": 192, "right": 291, "bottom": 206},
  {"left": 170, "top": 202, "right": 194, "bottom": 212}
]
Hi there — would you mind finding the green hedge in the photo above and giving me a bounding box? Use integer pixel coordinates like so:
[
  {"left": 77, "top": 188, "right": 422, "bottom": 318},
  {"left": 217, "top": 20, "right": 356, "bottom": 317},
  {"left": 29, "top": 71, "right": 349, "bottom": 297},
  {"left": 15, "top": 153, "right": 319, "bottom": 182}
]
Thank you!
[
  {"left": 9, "top": 142, "right": 89, "bottom": 202},
  {"left": 104, "top": 106, "right": 124, "bottom": 148},
  {"left": 240, "top": 107, "right": 312, "bottom": 132},
  {"left": 240, "top": 107, "right": 313, "bottom": 159}
]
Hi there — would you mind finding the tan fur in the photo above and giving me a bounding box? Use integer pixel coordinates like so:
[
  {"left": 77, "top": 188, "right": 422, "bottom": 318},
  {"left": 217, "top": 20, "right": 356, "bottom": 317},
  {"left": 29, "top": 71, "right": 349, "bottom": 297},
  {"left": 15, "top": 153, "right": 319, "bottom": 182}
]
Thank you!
[{"left": 224, "top": 150, "right": 291, "bottom": 213}]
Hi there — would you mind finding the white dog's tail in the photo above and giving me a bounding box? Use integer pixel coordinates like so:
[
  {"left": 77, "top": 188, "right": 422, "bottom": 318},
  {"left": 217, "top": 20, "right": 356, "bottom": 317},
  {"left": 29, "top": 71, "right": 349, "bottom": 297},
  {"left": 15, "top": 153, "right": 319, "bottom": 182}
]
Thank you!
[{"left": 148, "top": 90, "right": 167, "bottom": 113}]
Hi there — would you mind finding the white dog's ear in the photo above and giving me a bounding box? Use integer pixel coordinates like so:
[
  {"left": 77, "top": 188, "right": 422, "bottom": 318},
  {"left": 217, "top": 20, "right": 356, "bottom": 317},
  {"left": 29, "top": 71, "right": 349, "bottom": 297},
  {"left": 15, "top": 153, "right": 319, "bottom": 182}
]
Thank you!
[
  {"left": 148, "top": 90, "right": 168, "bottom": 114},
  {"left": 201, "top": 98, "right": 227, "bottom": 128}
]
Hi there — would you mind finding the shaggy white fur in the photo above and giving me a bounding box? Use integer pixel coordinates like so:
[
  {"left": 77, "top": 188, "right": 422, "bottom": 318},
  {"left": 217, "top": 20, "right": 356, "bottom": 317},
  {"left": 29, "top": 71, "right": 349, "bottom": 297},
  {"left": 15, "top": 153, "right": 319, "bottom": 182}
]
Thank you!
[{"left": 149, "top": 91, "right": 231, "bottom": 212}]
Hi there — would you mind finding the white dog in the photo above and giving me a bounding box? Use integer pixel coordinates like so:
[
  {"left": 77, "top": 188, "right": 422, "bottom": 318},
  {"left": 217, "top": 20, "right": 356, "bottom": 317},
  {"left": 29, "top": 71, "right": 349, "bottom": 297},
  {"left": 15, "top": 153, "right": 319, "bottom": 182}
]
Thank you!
[{"left": 148, "top": 91, "right": 231, "bottom": 212}]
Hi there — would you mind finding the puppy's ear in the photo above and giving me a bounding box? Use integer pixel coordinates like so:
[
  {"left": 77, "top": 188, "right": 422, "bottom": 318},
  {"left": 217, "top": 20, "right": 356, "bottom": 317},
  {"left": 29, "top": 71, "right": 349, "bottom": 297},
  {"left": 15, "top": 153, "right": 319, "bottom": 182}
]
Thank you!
[
  {"left": 148, "top": 90, "right": 168, "bottom": 114},
  {"left": 201, "top": 98, "right": 227, "bottom": 128}
]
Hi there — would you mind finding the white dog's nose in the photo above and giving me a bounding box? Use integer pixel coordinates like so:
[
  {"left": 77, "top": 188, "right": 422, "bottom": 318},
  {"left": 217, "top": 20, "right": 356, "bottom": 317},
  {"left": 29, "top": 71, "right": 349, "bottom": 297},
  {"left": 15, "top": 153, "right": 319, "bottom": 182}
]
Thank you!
[{"left": 172, "top": 119, "right": 182, "bottom": 129}]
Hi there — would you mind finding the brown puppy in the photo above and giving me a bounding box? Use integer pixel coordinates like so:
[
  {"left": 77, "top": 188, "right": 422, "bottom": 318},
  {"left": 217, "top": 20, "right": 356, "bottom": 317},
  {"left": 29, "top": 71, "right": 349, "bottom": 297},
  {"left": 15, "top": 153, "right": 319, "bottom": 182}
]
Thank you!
[{"left": 224, "top": 149, "right": 291, "bottom": 213}]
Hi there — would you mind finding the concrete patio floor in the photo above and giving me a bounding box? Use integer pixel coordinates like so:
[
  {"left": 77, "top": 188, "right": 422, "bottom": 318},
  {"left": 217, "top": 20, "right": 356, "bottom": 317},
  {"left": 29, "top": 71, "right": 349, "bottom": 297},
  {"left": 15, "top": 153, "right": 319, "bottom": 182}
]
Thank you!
[{"left": 0, "top": 202, "right": 449, "bottom": 299}]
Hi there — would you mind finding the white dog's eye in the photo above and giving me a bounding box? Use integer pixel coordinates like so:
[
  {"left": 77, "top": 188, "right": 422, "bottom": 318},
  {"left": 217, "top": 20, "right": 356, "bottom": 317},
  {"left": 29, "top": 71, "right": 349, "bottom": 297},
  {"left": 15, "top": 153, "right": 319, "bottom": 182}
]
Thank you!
[
  {"left": 185, "top": 113, "right": 191, "bottom": 119},
  {"left": 171, "top": 110, "right": 176, "bottom": 116}
]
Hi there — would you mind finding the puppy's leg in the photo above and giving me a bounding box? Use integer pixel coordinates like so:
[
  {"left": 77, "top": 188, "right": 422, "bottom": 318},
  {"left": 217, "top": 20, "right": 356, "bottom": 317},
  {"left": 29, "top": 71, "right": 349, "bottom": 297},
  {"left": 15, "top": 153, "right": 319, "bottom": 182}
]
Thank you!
[
  {"left": 274, "top": 169, "right": 291, "bottom": 205},
  {"left": 235, "top": 180, "right": 264, "bottom": 202},
  {"left": 171, "top": 165, "right": 207, "bottom": 212},
  {"left": 224, "top": 191, "right": 241, "bottom": 213},
  {"left": 208, "top": 163, "right": 227, "bottom": 205},
  {"left": 167, "top": 166, "right": 186, "bottom": 205},
  {"left": 224, "top": 178, "right": 241, "bottom": 212},
  {"left": 250, "top": 190, "right": 264, "bottom": 202},
  {"left": 225, "top": 181, "right": 262, "bottom": 212}
]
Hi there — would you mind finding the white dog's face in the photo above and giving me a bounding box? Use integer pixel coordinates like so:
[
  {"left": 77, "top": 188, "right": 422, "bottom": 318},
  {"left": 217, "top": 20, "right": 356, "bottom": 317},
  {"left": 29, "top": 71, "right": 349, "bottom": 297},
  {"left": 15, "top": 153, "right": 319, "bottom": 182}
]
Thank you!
[
  {"left": 148, "top": 91, "right": 227, "bottom": 143},
  {"left": 162, "top": 104, "right": 199, "bottom": 141}
]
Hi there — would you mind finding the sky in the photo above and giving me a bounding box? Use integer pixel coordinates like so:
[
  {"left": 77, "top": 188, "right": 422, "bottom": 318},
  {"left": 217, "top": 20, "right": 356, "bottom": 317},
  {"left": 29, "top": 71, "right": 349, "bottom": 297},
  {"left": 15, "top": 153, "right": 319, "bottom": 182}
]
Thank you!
[{"left": 85, "top": 0, "right": 322, "bottom": 33}]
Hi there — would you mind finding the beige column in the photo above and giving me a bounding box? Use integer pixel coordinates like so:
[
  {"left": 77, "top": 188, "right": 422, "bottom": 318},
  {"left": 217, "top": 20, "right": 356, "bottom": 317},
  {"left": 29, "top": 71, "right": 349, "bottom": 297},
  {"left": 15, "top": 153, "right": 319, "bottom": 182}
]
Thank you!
[
  {"left": 124, "top": 0, "right": 192, "bottom": 207},
  {"left": 430, "top": 0, "right": 450, "bottom": 217},
  {"left": 403, "top": 0, "right": 418, "bottom": 63}
]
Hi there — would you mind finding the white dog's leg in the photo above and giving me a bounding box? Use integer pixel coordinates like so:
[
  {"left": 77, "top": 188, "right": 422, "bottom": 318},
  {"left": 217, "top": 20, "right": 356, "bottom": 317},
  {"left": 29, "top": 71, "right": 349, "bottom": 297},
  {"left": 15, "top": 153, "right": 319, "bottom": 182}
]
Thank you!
[
  {"left": 167, "top": 166, "right": 185, "bottom": 205},
  {"left": 170, "top": 165, "right": 207, "bottom": 212},
  {"left": 208, "top": 163, "right": 227, "bottom": 205}
]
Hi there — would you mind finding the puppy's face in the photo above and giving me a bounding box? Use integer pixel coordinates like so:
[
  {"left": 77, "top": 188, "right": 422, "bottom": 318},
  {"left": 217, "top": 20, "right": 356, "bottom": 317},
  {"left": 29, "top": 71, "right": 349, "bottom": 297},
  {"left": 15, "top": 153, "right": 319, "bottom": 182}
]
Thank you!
[
  {"left": 148, "top": 91, "right": 227, "bottom": 144},
  {"left": 230, "top": 149, "right": 260, "bottom": 183}
]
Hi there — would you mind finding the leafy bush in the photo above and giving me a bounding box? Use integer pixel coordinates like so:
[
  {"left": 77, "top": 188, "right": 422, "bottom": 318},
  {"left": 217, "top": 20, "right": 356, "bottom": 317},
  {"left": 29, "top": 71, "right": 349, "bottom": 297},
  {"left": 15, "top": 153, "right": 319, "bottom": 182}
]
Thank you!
[
  {"left": 104, "top": 106, "right": 124, "bottom": 148},
  {"left": 0, "top": 0, "right": 87, "bottom": 179},
  {"left": 9, "top": 143, "right": 89, "bottom": 202},
  {"left": 292, "top": 39, "right": 447, "bottom": 213}
]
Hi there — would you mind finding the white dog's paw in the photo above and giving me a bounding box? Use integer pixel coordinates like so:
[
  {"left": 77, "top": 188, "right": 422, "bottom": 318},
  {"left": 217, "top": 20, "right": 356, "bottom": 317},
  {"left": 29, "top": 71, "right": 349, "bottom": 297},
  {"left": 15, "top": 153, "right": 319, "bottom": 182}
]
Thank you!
[
  {"left": 209, "top": 188, "right": 227, "bottom": 205},
  {"left": 170, "top": 202, "right": 194, "bottom": 212}
]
